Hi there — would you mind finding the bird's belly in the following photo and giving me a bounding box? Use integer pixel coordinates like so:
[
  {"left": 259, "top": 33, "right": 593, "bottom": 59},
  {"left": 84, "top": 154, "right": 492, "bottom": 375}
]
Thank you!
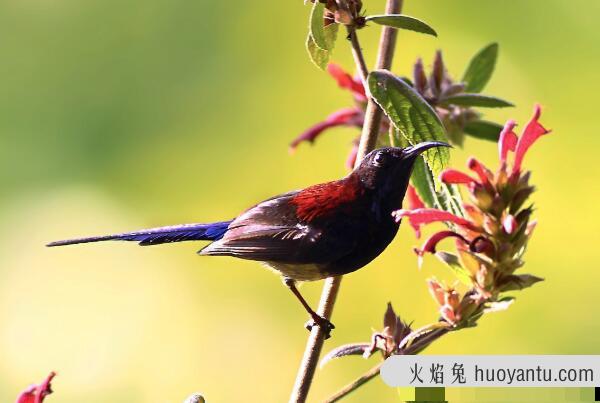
[{"left": 263, "top": 261, "right": 328, "bottom": 282}]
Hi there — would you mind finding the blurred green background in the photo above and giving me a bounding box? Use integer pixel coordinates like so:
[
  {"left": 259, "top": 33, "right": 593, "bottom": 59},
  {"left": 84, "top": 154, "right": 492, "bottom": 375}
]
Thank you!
[{"left": 1, "top": 0, "right": 598, "bottom": 401}]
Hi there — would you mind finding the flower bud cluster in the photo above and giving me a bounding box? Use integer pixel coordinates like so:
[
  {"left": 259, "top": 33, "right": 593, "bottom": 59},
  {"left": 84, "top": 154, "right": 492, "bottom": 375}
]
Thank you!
[{"left": 395, "top": 105, "right": 550, "bottom": 326}]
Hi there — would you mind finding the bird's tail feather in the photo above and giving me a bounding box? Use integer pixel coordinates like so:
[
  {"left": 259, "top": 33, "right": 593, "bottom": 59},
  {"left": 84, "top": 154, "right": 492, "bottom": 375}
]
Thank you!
[{"left": 47, "top": 220, "right": 232, "bottom": 247}]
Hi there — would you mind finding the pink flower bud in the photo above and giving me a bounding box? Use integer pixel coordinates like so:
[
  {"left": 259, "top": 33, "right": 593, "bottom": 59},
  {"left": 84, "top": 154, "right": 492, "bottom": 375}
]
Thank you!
[
  {"left": 413, "top": 58, "right": 427, "bottom": 95},
  {"left": 503, "top": 215, "right": 518, "bottom": 234}
]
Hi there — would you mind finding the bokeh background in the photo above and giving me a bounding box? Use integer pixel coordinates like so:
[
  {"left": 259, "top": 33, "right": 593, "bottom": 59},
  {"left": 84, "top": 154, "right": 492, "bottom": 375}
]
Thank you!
[{"left": 1, "top": 0, "right": 598, "bottom": 401}]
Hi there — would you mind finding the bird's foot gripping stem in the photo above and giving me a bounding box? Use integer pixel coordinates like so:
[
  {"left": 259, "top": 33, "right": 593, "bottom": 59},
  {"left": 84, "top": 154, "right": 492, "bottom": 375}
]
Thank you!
[
  {"left": 284, "top": 278, "right": 336, "bottom": 338},
  {"left": 304, "top": 315, "right": 335, "bottom": 339}
]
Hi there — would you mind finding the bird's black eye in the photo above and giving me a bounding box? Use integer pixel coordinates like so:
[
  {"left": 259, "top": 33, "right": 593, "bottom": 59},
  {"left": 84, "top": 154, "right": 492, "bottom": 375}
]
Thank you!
[{"left": 373, "top": 151, "right": 387, "bottom": 167}]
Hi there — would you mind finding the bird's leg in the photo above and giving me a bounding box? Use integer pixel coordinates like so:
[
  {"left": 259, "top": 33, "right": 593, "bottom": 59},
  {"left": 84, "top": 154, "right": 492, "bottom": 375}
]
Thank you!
[{"left": 283, "top": 278, "right": 335, "bottom": 338}]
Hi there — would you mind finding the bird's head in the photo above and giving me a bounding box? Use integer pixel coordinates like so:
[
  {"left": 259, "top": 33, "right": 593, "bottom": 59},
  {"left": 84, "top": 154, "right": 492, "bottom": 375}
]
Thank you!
[{"left": 354, "top": 141, "right": 451, "bottom": 192}]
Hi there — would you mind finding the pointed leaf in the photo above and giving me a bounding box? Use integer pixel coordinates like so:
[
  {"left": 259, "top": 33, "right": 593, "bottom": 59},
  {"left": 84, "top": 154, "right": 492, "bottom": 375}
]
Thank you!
[
  {"left": 399, "top": 322, "right": 450, "bottom": 352},
  {"left": 366, "top": 14, "right": 437, "bottom": 37},
  {"left": 368, "top": 70, "right": 449, "bottom": 183},
  {"left": 435, "top": 252, "right": 474, "bottom": 286},
  {"left": 463, "top": 120, "right": 503, "bottom": 141},
  {"left": 310, "top": 1, "right": 330, "bottom": 50},
  {"left": 305, "top": 24, "right": 339, "bottom": 70},
  {"left": 442, "top": 94, "right": 513, "bottom": 108},
  {"left": 462, "top": 43, "right": 498, "bottom": 93},
  {"left": 320, "top": 343, "right": 371, "bottom": 368},
  {"left": 498, "top": 274, "right": 544, "bottom": 292}
]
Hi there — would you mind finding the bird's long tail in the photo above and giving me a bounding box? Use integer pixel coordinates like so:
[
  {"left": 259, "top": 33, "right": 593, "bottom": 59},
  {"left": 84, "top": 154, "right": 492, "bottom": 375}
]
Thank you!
[{"left": 46, "top": 220, "right": 232, "bottom": 247}]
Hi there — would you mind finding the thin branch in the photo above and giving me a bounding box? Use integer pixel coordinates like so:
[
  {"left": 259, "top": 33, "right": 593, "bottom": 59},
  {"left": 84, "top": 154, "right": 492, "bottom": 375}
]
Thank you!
[
  {"left": 289, "top": 1, "right": 403, "bottom": 402},
  {"left": 289, "top": 275, "right": 343, "bottom": 403},
  {"left": 347, "top": 25, "right": 369, "bottom": 85},
  {"left": 324, "top": 363, "right": 383, "bottom": 403},
  {"left": 323, "top": 327, "right": 449, "bottom": 402}
]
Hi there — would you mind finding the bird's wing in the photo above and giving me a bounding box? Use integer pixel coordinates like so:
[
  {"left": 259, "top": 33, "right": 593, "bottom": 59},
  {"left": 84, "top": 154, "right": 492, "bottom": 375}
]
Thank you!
[{"left": 199, "top": 191, "right": 359, "bottom": 264}]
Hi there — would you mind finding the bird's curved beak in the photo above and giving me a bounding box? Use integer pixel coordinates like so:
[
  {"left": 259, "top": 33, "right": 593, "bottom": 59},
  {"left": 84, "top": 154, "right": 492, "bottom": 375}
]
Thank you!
[{"left": 402, "top": 141, "right": 452, "bottom": 159}]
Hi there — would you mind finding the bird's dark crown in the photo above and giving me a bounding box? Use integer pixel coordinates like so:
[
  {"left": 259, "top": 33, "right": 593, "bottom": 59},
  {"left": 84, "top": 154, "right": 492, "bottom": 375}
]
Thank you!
[{"left": 353, "top": 142, "right": 449, "bottom": 190}]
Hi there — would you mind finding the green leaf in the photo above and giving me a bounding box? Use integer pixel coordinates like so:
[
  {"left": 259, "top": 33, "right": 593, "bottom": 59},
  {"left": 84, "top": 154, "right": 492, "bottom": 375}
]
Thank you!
[
  {"left": 410, "top": 155, "right": 437, "bottom": 207},
  {"left": 309, "top": 1, "right": 329, "bottom": 50},
  {"left": 498, "top": 274, "right": 544, "bottom": 292},
  {"left": 365, "top": 14, "right": 437, "bottom": 37},
  {"left": 462, "top": 43, "right": 498, "bottom": 93},
  {"left": 368, "top": 70, "right": 449, "bottom": 184},
  {"left": 305, "top": 23, "right": 338, "bottom": 70},
  {"left": 435, "top": 252, "right": 474, "bottom": 286},
  {"left": 391, "top": 128, "right": 439, "bottom": 208},
  {"left": 463, "top": 120, "right": 503, "bottom": 141},
  {"left": 442, "top": 93, "right": 513, "bottom": 108}
]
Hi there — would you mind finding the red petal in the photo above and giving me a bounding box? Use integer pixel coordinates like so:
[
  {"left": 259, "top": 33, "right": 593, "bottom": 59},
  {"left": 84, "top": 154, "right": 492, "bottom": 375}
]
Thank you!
[
  {"left": 406, "top": 185, "right": 425, "bottom": 209},
  {"left": 439, "top": 169, "right": 478, "bottom": 185},
  {"left": 289, "top": 108, "right": 363, "bottom": 151},
  {"left": 416, "top": 231, "right": 468, "bottom": 255},
  {"left": 16, "top": 372, "right": 56, "bottom": 403},
  {"left": 414, "top": 229, "right": 468, "bottom": 269},
  {"left": 467, "top": 158, "right": 493, "bottom": 184},
  {"left": 403, "top": 186, "right": 426, "bottom": 237},
  {"left": 394, "top": 208, "right": 480, "bottom": 235},
  {"left": 498, "top": 119, "right": 518, "bottom": 164},
  {"left": 414, "top": 231, "right": 468, "bottom": 269},
  {"left": 327, "top": 63, "right": 366, "bottom": 100},
  {"left": 512, "top": 104, "right": 550, "bottom": 174}
]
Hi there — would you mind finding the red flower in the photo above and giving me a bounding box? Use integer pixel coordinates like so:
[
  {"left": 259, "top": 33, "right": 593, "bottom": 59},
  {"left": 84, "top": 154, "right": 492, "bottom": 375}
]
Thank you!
[
  {"left": 397, "top": 105, "right": 549, "bottom": 302},
  {"left": 406, "top": 185, "right": 425, "bottom": 210},
  {"left": 289, "top": 107, "right": 363, "bottom": 152},
  {"left": 511, "top": 105, "right": 550, "bottom": 174},
  {"left": 393, "top": 208, "right": 480, "bottom": 238},
  {"left": 326, "top": 63, "right": 366, "bottom": 101},
  {"left": 290, "top": 63, "right": 385, "bottom": 160},
  {"left": 414, "top": 230, "right": 468, "bottom": 268},
  {"left": 16, "top": 372, "right": 56, "bottom": 403}
]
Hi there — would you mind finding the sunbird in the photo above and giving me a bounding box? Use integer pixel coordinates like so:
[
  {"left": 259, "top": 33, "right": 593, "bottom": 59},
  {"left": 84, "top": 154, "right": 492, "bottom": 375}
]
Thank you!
[{"left": 48, "top": 142, "right": 449, "bottom": 335}]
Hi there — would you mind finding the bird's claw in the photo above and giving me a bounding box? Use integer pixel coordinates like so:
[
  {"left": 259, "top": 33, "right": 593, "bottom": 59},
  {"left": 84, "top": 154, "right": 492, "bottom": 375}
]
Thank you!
[{"left": 304, "top": 316, "right": 335, "bottom": 339}]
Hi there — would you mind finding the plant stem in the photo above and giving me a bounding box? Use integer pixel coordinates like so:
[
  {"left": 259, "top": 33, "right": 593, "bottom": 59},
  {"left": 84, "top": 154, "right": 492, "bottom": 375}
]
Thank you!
[
  {"left": 324, "top": 363, "right": 383, "bottom": 403},
  {"left": 356, "top": 0, "right": 403, "bottom": 159},
  {"left": 289, "top": 2, "right": 402, "bottom": 402},
  {"left": 347, "top": 25, "right": 369, "bottom": 85},
  {"left": 323, "top": 327, "right": 449, "bottom": 402}
]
